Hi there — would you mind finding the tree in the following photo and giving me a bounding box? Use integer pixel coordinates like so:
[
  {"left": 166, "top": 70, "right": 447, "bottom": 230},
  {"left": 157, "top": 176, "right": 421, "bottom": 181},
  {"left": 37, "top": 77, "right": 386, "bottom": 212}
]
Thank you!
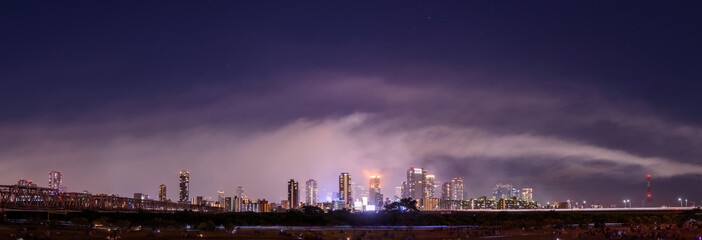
[{"left": 302, "top": 205, "right": 324, "bottom": 214}]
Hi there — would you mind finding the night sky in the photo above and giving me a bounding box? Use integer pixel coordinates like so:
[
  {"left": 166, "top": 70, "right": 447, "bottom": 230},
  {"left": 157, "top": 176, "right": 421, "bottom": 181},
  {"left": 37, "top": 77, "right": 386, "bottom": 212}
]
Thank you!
[{"left": 2, "top": 1, "right": 702, "bottom": 206}]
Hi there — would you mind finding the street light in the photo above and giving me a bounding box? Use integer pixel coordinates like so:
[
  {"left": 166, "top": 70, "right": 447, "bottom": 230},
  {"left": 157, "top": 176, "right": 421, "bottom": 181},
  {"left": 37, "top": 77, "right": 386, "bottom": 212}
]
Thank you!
[
  {"left": 679, "top": 198, "right": 682, "bottom": 207},
  {"left": 583, "top": 201, "right": 587, "bottom": 209},
  {"left": 685, "top": 199, "right": 688, "bottom": 207}
]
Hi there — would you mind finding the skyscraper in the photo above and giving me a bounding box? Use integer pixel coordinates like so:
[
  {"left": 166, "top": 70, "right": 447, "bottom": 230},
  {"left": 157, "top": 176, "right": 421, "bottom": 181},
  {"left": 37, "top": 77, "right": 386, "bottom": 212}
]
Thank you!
[
  {"left": 425, "top": 175, "right": 436, "bottom": 198},
  {"left": 353, "top": 182, "right": 367, "bottom": 204},
  {"left": 305, "top": 179, "right": 318, "bottom": 206},
  {"left": 451, "top": 177, "right": 464, "bottom": 201},
  {"left": 492, "top": 183, "right": 517, "bottom": 200},
  {"left": 236, "top": 186, "right": 246, "bottom": 200},
  {"left": 224, "top": 197, "right": 233, "bottom": 212},
  {"left": 441, "top": 182, "right": 451, "bottom": 200},
  {"left": 217, "top": 190, "right": 225, "bottom": 206},
  {"left": 520, "top": 188, "right": 533, "bottom": 201},
  {"left": 406, "top": 168, "right": 426, "bottom": 200},
  {"left": 339, "top": 173, "right": 352, "bottom": 208},
  {"left": 394, "top": 186, "right": 402, "bottom": 201},
  {"left": 287, "top": 179, "right": 299, "bottom": 210},
  {"left": 158, "top": 184, "right": 167, "bottom": 201},
  {"left": 368, "top": 176, "right": 383, "bottom": 207},
  {"left": 48, "top": 170, "right": 62, "bottom": 191},
  {"left": 400, "top": 181, "right": 408, "bottom": 198},
  {"left": 179, "top": 170, "right": 189, "bottom": 203}
]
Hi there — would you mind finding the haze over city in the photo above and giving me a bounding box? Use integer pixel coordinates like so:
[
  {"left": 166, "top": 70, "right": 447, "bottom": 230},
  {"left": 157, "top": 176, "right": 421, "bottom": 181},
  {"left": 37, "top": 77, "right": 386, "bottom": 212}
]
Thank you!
[{"left": 2, "top": 1, "right": 702, "bottom": 207}]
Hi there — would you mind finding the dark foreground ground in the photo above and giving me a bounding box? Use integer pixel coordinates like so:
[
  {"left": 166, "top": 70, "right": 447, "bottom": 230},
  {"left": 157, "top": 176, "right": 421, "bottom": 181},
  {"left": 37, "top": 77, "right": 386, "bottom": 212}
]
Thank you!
[{"left": 3, "top": 223, "right": 702, "bottom": 240}]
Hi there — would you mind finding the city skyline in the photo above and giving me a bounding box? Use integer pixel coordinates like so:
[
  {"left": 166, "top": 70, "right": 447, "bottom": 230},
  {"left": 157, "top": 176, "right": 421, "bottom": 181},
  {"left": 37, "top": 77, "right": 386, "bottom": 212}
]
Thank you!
[
  {"left": 7, "top": 168, "right": 685, "bottom": 208},
  {"left": 2, "top": 2, "right": 702, "bottom": 206}
]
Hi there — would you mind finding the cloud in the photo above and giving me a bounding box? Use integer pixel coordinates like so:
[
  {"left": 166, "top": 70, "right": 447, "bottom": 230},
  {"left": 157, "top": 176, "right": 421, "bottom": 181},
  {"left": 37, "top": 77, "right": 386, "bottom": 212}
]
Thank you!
[{"left": 2, "top": 75, "right": 702, "bottom": 204}]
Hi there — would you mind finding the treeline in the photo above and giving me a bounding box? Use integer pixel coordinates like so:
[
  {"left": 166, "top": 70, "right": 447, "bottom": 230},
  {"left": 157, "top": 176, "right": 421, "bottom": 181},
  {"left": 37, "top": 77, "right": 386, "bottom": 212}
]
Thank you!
[{"left": 5, "top": 209, "right": 701, "bottom": 229}]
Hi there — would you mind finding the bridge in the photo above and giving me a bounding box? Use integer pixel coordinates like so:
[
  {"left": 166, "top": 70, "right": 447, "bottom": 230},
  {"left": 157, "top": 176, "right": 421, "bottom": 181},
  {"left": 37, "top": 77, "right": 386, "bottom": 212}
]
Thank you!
[{"left": 0, "top": 185, "right": 222, "bottom": 215}]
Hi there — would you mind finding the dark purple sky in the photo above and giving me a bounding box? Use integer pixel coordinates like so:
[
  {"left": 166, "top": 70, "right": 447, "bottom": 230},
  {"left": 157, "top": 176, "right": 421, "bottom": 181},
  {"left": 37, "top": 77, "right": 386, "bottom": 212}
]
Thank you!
[{"left": 2, "top": 1, "right": 702, "bottom": 206}]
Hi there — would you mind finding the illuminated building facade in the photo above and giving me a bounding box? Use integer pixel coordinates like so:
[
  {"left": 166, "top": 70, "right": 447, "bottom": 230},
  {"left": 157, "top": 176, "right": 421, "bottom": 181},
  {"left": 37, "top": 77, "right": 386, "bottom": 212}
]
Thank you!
[
  {"left": 48, "top": 170, "right": 62, "bottom": 191},
  {"left": 368, "top": 176, "right": 383, "bottom": 207},
  {"left": 406, "top": 168, "right": 426, "bottom": 200},
  {"left": 305, "top": 179, "right": 318, "bottom": 206},
  {"left": 400, "top": 181, "right": 408, "bottom": 198},
  {"left": 224, "top": 197, "right": 232, "bottom": 212},
  {"left": 241, "top": 199, "right": 270, "bottom": 212},
  {"left": 492, "top": 183, "right": 517, "bottom": 200},
  {"left": 217, "top": 190, "right": 225, "bottom": 206},
  {"left": 158, "top": 184, "right": 167, "bottom": 201},
  {"left": 338, "top": 172, "right": 352, "bottom": 208},
  {"left": 287, "top": 179, "right": 299, "bottom": 209},
  {"left": 520, "top": 188, "right": 533, "bottom": 202},
  {"left": 236, "top": 186, "right": 245, "bottom": 200},
  {"left": 451, "top": 177, "right": 464, "bottom": 201},
  {"left": 441, "top": 182, "right": 451, "bottom": 200},
  {"left": 179, "top": 170, "right": 189, "bottom": 203},
  {"left": 425, "top": 175, "right": 436, "bottom": 198},
  {"left": 134, "top": 193, "right": 146, "bottom": 200},
  {"left": 17, "top": 179, "right": 37, "bottom": 187}
]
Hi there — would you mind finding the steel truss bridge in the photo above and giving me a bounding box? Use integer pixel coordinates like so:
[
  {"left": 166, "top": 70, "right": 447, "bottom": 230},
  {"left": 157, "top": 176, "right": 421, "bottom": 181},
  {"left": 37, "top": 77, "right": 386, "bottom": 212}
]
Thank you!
[{"left": 0, "top": 185, "right": 222, "bottom": 214}]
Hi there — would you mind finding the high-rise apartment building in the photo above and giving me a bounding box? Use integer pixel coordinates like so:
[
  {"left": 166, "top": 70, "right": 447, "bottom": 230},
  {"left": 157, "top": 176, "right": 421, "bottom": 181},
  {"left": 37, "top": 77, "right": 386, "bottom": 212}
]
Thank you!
[
  {"left": 158, "top": 184, "right": 167, "bottom": 201},
  {"left": 425, "top": 175, "right": 436, "bottom": 198},
  {"left": 441, "top": 182, "right": 451, "bottom": 200},
  {"left": 338, "top": 173, "right": 352, "bottom": 208},
  {"left": 520, "top": 188, "right": 533, "bottom": 201},
  {"left": 451, "top": 177, "right": 464, "bottom": 201},
  {"left": 48, "top": 170, "right": 62, "bottom": 191},
  {"left": 287, "top": 179, "right": 299, "bottom": 210},
  {"left": 179, "top": 170, "right": 189, "bottom": 203},
  {"left": 406, "top": 168, "right": 426, "bottom": 200},
  {"left": 305, "top": 179, "right": 318, "bottom": 206},
  {"left": 368, "top": 176, "right": 383, "bottom": 207}
]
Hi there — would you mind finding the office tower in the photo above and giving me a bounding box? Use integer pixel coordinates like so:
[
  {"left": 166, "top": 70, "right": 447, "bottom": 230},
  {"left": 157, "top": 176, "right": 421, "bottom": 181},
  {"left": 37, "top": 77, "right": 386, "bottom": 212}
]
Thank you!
[
  {"left": 394, "top": 186, "right": 402, "bottom": 201},
  {"left": 425, "top": 175, "right": 436, "bottom": 198},
  {"left": 217, "top": 190, "right": 225, "bottom": 206},
  {"left": 520, "top": 188, "right": 533, "bottom": 201},
  {"left": 400, "top": 181, "right": 408, "bottom": 198},
  {"left": 179, "top": 170, "right": 190, "bottom": 203},
  {"left": 339, "top": 173, "right": 352, "bottom": 208},
  {"left": 406, "top": 168, "right": 426, "bottom": 200},
  {"left": 236, "top": 186, "right": 246, "bottom": 200},
  {"left": 368, "top": 176, "right": 383, "bottom": 207},
  {"left": 287, "top": 179, "right": 299, "bottom": 210},
  {"left": 158, "top": 184, "right": 167, "bottom": 201},
  {"left": 305, "top": 179, "right": 318, "bottom": 206},
  {"left": 353, "top": 182, "right": 367, "bottom": 204},
  {"left": 48, "top": 170, "right": 62, "bottom": 191},
  {"left": 492, "top": 183, "right": 517, "bottom": 199},
  {"left": 196, "top": 196, "right": 204, "bottom": 205},
  {"left": 224, "top": 197, "right": 233, "bottom": 212},
  {"left": 451, "top": 177, "right": 464, "bottom": 201},
  {"left": 441, "top": 182, "right": 452, "bottom": 200}
]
